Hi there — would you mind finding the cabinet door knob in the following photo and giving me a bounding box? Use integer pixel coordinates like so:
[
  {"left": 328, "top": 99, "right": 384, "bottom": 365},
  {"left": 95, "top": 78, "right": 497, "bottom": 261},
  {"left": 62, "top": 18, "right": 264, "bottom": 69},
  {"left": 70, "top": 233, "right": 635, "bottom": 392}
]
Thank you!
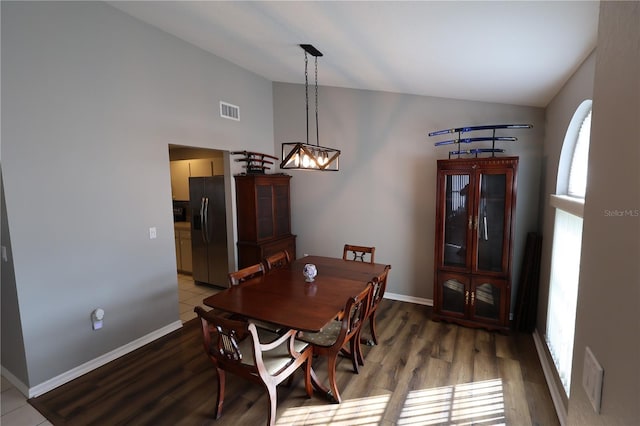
[{"left": 465, "top": 290, "right": 470, "bottom": 305}]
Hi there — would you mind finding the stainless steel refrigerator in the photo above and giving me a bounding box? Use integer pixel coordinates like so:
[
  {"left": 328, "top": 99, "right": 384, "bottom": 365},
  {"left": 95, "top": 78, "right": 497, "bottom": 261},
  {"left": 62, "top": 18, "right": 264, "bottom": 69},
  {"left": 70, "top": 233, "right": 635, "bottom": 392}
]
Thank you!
[{"left": 189, "top": 176, "right": 229, "bottom": 287}]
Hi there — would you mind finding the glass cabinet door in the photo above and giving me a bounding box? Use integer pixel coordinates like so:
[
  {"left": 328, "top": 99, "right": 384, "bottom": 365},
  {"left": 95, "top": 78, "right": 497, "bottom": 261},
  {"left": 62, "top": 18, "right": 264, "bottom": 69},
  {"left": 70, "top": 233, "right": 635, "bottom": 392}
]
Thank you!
[
  {"left": 475, "top": 172, "right": 507, "bottom": 273},
  {"left": 440, "top": 276, "right": 467, "bottom": 317},
  {"left": 470, "top": 279, "right": 505, "bottom": 323},
  {"left": 443, "top": 173, "right": 471, "bottom": 269}
]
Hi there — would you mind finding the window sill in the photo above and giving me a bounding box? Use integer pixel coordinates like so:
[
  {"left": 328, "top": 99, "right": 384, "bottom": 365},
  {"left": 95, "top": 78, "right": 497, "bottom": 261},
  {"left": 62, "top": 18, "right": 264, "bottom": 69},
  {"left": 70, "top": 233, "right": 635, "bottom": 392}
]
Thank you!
[{"left": 550, "top": 194, "right": 584, "bottom": 218}]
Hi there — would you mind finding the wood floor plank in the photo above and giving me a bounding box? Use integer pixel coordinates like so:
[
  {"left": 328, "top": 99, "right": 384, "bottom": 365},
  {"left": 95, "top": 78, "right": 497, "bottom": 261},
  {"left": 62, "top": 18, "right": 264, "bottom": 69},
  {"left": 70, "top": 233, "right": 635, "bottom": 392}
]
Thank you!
[
  {"left": 495, "top": 331, "right": 518, "bottom": 360},
  {"left": 499, "top": 357, "right": 533, "bottom": 426},
  {"left": 448, "top": 325, "right": 475, "bottom": 386},
  {"left": 28, "top": 301, "right": 559, "bottom": 426}
]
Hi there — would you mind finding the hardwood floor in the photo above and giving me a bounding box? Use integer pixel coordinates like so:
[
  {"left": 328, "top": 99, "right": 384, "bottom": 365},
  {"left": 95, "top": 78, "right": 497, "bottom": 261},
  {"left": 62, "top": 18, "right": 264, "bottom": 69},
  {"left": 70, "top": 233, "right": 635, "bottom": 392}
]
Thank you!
[{"left": 29, "top": 300, "right": 558, "bottom": 425}]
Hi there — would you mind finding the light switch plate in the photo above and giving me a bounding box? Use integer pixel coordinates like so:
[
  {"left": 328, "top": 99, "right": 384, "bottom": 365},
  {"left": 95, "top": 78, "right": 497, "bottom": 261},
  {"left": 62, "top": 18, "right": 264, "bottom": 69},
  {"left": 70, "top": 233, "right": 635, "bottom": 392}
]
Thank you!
[
  {"left": 149, "top": 227, "right": 157, "bottom": 240},
  {"left": 582, "top": 346, "right": 604, "bottom": 413}
]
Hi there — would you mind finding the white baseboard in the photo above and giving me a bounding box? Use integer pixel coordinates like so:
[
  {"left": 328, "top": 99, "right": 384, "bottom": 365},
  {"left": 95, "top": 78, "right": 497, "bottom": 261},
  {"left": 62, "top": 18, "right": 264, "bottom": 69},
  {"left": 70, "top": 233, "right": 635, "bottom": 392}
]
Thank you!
[
  {"left": 384, "top": 292, "right": 433, "bottom": 306},
  {"left": 532, "top": 328, "right": 567, "bottom": 426},
  {"left": 1, "top": 366, "right": 30, "bottom": 397},
  {"left": 25, "top": 320, "right": 183, "bottom": 398}
]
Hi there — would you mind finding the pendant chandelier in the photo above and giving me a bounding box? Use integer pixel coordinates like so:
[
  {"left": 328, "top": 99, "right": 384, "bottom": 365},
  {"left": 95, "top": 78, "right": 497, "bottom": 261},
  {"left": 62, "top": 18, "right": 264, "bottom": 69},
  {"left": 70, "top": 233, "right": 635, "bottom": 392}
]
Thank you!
[{"left": 281, "top": 44, "right": 340, "bottom": 171}]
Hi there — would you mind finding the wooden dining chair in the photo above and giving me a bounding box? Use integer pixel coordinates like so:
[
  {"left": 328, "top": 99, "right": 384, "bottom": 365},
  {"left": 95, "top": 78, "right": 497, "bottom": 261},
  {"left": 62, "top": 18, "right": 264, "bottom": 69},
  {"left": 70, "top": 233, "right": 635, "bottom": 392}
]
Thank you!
[
  {"left": 228, "top": 262, "right": 265, "bottom": 286},
  {"left": 355, "top": 265, "right": 391, "bottom": 366},
  {"left": 296, "top": 284, "right": 372, "bottom": 403},
  {"left": 263, "top": 250, "right": 291, "bottom": 272},
  {"left": 342, "top": 244, "right": 375, "bottom": 264},
  {"left": 194, "top": 306, "right": 313, "bottom": 426}
]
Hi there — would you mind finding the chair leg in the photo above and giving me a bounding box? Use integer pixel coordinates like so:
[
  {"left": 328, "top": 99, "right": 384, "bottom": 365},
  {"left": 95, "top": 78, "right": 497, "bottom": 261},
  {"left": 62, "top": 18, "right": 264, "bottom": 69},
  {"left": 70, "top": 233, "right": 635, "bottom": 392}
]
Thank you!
[
  {"left": 214, "top": 368, "right": 226, "bottom": 420},
  {"left": 304, "top": 355, "right": 313, "bottom": 398},
  {"left": 369, "top": 314, "right": 379, "bottom": 345},
  {"left": 326, "top": 354, "right": 342, "bottom": 404},
  {"left": 264, "top": 383, "right": 278, "bottom": 426},
  {"left": 355, "top": 328, "right": 365, "bottom": 366},
  {"left": 349, "top": 337, "right": 360, "bottom": 374}
]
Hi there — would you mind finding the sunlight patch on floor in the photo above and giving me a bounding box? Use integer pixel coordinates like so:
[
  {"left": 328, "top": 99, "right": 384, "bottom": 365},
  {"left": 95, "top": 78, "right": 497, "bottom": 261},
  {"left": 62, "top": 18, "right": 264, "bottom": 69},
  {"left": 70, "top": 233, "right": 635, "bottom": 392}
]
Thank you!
[
  {"left": 276, "top": 394, "right": 390, "bottom": 426},
  {"left": 398, "top": 379, "right": 505, "bottom": 425}
]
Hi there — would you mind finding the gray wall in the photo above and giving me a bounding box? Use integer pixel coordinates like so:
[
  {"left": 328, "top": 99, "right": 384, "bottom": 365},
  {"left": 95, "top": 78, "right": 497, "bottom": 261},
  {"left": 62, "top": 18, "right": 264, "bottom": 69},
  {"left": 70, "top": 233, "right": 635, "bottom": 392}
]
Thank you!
[
  {"left": 1, "top": 1, "right": 274, "bottom": 388},
  {"left": 273, "top": 83, "right": 545, "bottom": 305},
  {"left": 536, "top": 51, "right": 596, "bottom": 412},
  {"left": 567, "top": 2, "right": 639, "bottom": 424},
  {"left": 538, "top": 52, "right": 596, "bottom": 336}
]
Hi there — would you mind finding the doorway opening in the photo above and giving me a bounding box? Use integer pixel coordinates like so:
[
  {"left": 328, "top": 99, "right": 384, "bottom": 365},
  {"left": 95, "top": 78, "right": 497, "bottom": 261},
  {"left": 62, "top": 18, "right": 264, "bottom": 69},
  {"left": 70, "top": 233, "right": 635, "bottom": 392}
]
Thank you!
[{"left": 168, "top": 145, "right": 235, "bottom": 323}]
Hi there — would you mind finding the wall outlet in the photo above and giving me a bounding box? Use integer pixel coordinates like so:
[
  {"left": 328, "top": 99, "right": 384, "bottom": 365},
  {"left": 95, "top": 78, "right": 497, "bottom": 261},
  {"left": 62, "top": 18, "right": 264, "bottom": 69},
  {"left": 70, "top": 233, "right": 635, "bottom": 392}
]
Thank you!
[
  {"left": 149, "top": 227, "right": 157, "bottom": 239},
  {"left": 582, "top": 346, "right": 604, "bottom": 413},
  {"left": 92, "top": 308, "right": 105, "bottom": 330},
  {"left": 1, "top": 245, "right": 7, "bottom": 262}
]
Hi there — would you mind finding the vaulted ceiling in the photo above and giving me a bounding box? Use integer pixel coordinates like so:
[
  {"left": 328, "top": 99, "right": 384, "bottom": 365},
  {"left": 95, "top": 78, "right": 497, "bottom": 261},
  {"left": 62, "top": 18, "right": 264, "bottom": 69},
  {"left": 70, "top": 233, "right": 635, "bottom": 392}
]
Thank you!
[{"left": 110, "top": 1, "right": 599, "bottom": 107}]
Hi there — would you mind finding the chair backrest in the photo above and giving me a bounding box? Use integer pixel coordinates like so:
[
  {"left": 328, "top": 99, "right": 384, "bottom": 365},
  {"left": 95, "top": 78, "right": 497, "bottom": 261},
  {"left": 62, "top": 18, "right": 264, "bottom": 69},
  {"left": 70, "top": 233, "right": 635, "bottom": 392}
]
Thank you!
[
  {"left": 228, "top": 262, "right": 265, "bottom": 286},
  {"left": 194, "top": 306, "right": 256, "bottom": 369},
  {"left": 335, "top": 284, "right": 372, "bottom": 348},
  {"left": 369, "top": 265, "right": 391, "bottom": 313},
  {"left": 343, "top": 244, "right": 375, "bottom": 264},
  {"left": 263, "top": 250, "right": 291, "bottom": 272}
]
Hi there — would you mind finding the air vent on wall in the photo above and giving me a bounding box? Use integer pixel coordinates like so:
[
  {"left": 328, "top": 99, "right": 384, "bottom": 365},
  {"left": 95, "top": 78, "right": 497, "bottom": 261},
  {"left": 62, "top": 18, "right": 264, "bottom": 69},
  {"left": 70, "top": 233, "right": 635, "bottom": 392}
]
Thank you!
[{"left": 220, "top": 101, "right": 240, "bottom": 121}]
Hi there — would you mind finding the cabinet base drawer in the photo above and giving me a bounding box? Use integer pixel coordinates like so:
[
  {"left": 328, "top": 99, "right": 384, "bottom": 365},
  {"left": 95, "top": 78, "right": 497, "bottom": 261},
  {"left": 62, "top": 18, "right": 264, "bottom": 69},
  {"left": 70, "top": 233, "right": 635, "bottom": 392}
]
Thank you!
[{"left": 237, "top": 235, "right": 296, "bottom": 269}]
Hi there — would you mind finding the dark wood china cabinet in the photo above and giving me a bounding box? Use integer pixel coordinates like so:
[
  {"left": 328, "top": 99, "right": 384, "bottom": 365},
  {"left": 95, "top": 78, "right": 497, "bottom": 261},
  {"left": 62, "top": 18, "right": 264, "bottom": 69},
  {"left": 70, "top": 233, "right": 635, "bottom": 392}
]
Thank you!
[
  {"left": 234, "top": 174, "right": 296, "bottom": 269},
  {"left": 433, "top": 156, "right": 518, "bottom": 332}
]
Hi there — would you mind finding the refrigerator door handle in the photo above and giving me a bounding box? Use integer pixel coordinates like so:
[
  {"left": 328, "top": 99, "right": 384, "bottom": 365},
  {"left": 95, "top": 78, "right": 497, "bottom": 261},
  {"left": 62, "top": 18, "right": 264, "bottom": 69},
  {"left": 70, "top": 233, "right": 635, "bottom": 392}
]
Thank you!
[
  {"left": 200, "top": 197, "right": 206, "bottom": 243},
  {"left": 203, "top": 197, "right": 210, "bottom": 243}
]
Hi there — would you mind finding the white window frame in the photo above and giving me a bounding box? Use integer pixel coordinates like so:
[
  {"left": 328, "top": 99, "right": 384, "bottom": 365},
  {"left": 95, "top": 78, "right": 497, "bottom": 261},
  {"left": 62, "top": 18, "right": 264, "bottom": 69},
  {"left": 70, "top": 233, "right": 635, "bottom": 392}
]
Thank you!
[{"left": 545, "top": 100, "right": 592, "bottom": 397}]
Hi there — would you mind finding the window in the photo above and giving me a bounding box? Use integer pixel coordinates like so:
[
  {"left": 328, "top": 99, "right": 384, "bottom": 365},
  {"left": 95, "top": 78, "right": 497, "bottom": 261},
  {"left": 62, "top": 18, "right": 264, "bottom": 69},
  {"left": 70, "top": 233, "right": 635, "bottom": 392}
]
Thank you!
[
  {"left": 545, "top": 100, "right": 592, "bottom": 396},
  {"left": 567, "top": 110, "right": 591, "bottom": 198}
]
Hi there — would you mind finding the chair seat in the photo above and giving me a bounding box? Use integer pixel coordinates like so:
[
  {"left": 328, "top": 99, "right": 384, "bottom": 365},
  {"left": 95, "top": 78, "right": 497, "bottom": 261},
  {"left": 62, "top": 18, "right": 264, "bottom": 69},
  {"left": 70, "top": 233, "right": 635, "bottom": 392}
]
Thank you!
[
  {"left": 297, "top": 320, "right": 342, "bottom": 348},
  {"left": 234, "top": 328, "right": 309, "bottom": 376}
]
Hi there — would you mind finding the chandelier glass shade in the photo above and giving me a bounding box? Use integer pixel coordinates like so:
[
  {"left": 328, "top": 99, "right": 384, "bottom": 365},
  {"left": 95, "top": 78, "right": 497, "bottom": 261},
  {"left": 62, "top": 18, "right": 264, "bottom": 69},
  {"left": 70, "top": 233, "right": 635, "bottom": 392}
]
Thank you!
[{"left": 280, "top": 44, "right": 340, "bottom": 171}]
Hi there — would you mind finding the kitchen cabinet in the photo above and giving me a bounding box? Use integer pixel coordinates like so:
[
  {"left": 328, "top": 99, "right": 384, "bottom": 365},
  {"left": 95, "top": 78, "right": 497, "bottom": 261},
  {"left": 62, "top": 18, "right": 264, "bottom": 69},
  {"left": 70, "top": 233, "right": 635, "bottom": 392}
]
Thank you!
[
  {"left": 234, "top": 174, "right": 296, "bottom": 268},
  {"left": 174, "top": 224, "right": 192, "bottom": 273},
  {"left": 433, "top": 156, "right": 518, "bottom": 332},
  {"left": 170, "top": 158, "right": 224, "bottom": 201},
  {"left": 171, "top": 161, "right": 191, "bottom": 201}
]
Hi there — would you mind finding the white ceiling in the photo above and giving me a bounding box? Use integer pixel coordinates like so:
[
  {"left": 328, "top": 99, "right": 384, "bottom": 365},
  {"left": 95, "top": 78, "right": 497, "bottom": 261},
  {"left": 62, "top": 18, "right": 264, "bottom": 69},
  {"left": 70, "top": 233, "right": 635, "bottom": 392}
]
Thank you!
[{"left": 109, "top": 1, "right": 599, "bottom": 107}]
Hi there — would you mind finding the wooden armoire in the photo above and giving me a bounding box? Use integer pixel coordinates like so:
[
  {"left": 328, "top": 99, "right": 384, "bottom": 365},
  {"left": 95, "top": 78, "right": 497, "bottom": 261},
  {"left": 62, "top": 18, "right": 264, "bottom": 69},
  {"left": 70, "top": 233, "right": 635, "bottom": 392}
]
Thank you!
[
  {"left": 234, "top": 174, "right": 296, "bottom": 268},
  {"left": 432, "top": 156, "right": 518, "bottom": 332}
]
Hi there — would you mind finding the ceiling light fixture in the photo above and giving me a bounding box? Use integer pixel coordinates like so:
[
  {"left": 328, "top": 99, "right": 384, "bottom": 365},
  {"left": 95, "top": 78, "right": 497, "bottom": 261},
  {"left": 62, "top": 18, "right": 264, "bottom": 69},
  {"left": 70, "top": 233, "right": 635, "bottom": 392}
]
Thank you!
[{"left": 281, "top": 44, "right": 340, "bottom": 171}]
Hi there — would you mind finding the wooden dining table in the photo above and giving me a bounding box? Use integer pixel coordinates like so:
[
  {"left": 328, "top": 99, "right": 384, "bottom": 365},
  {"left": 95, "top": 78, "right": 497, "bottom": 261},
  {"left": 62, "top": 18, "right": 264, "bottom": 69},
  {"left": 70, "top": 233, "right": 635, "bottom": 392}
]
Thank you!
[
  {"left": 202, "top": 255, "right": 390, "bottom": 402},
  {"left": 202, "top": 255, "right": 389, "bottom": 332}
]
